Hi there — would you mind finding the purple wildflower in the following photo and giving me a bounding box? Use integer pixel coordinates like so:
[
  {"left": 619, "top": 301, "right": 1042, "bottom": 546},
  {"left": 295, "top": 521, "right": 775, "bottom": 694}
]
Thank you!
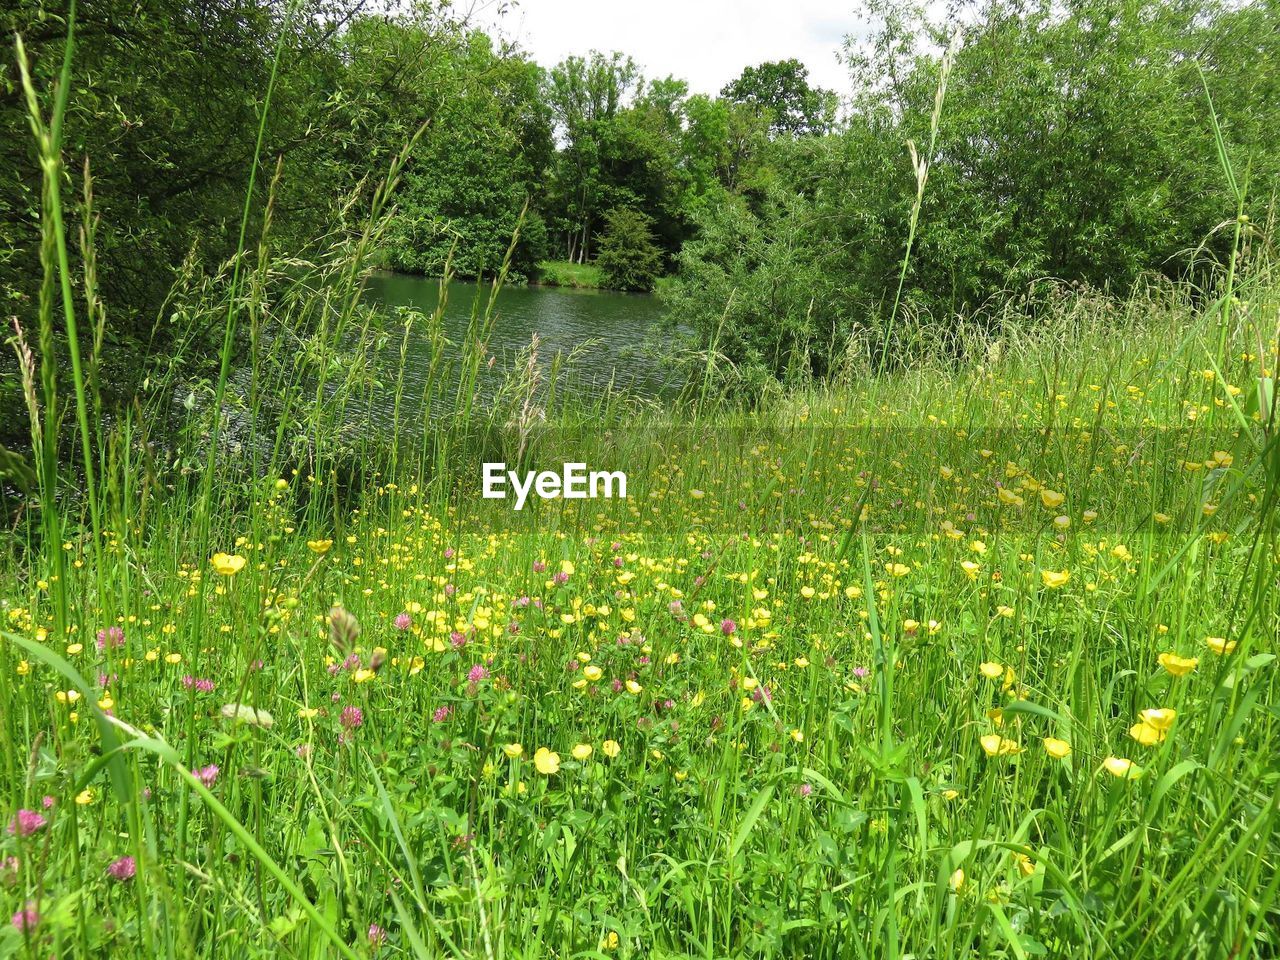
[
  {"left": 6, "top": 810, "right": 47, "bottom": 838},
  {"left": 11, "top": 903, "right": 37, "bottom": 933},
  {"left": 106, "top": 856, "right": 136, "bottom": 882}
]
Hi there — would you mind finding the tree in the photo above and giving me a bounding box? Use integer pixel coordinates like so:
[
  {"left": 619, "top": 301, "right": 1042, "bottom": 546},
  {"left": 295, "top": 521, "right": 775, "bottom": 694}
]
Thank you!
[
  {"left": 720, "top": 59, "right": 837, "bottom": 137},
  {"left": 596, "top": 207, "right": 662, "bottom": 292}
]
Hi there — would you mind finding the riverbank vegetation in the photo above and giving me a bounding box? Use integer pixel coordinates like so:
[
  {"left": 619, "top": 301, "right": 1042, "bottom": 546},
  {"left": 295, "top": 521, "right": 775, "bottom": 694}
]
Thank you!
[{"left": 2, "top": 0, "right": 1280, "bottom": 957}]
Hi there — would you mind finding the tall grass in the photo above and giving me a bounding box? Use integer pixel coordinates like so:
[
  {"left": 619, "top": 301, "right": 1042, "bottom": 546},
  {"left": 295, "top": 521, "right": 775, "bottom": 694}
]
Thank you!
[{"left": 3, "top": 11, "right": 1279, "bottom": 960}]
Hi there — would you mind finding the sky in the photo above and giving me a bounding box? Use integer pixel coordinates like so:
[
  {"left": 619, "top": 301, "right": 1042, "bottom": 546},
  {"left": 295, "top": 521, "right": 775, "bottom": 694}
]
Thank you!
[{"left": 465, "top": 0, "right": 866, "bottom": 98}]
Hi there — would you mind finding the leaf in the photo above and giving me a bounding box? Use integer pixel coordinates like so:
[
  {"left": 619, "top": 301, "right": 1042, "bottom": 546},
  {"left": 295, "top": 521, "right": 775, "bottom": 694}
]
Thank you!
[{"left": 729, "top": 783, "right": 775, "bottom": 860}]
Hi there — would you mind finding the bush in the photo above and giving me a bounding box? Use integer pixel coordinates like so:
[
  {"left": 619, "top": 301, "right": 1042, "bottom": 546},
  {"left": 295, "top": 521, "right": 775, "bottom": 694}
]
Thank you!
[{"left": 596, "top": 207, "right": 663, "bottom": 292}]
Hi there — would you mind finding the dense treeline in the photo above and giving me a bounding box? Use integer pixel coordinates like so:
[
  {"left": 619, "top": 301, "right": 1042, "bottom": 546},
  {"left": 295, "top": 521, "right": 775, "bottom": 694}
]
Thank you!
[{"left": 2, "top": 0, "right": 1278, "bottom": 445}]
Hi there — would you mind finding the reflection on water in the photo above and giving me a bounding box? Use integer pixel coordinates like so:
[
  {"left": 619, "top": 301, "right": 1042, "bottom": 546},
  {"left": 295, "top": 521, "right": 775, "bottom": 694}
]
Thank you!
[{"left": 361, "top": 273, "right": 676, "bottom": 419}]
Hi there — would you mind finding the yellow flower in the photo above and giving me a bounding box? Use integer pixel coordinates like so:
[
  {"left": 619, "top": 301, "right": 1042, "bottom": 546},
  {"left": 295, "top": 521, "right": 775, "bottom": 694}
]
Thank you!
[
  {"left": 1103, "top": 757, "right": 1142, "bottom": 779},
  {"left": 1040, "top": 569, "right": 1070, "bottom": 589},
  {"left": 997, "top": 488, "right": 1024, "bottom": 507},
  {"left": 1016, "top": 853, "right": 1036, "bottom": 877},
  {"left": 571, "top": 743, "right": 593, "bottom": 761},
  {"left": 1157, "top": 652, "right": 1198, "bottom": 676},
  {"left": 297, "top": 707, "right": 319, "bottom": 719},
  {"left": 960, "top": 560, "right": 981, "bottom": 579},
  {"left": 583, "top": 665, "right": 603, "bottom": 682},
  {"left": 75, "top": 789, "right": 95, "bottom": 806},
  {"left": 503, "top": 743, "right": 523, "bottom": 759},
  {"left": 949, "top": 868, "right": 966, "bottom": 891},
  {"left": 533, "top": 747, "right": 560, "bottom": 775},
  {"left": 942, "top": 789, "right": 960, "bottom": 801},
  {"left": 600, "top": 931, "right": 619, "bottom": 951},
  {"left": 602, "top": 739, "right": 621, "bottom": 758},
  {"left": 980, "top": 734, "right": 1021, "bottom": 756},
  {"left": 351, "top": 668, "right": 376, "bottom": 684},
  {"left": 979, "top": 661, "right": 1003, "bottom": 679},
  {"left": 306, "top": 539, "right": 334, "bottom": 555},
  {"left": 1052, "top": 515, "right": 1071, "bottom": 531},
  {"left": 1139, "top": 708, "right": 1176, "bottom": 731},
  {"left": 1042, "top": 737, "right": 1071, "bottom": 759},
  {"left": 16, "top": 660, "right": 29, "bottom": 676},
  {"left": 1206, "top": 636, "right": 1236, "bottom": 655},
  {"left": 164, "top": 653, "right": 182, "bottom": 665},
  {"left": 1039, "top": 489, "right": 1065, "bottom": 509},
  {"left": 210, "top": 552, "right": 246, "bottom": 576},
  {"left": 1129, "top": 721, "right": 1164, "bottom": 746},
  {"left": 887, "top": 563, "right": 911, "bottom": 577},
  {"left": 624, "top": 679, "right": 643, "bottom": 695}
]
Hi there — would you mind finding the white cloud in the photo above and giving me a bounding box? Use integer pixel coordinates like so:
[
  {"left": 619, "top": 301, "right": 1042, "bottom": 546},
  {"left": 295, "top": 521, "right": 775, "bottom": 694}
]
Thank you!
[{"left": 464, "top": 0, "right": 869, "bottom": 97}]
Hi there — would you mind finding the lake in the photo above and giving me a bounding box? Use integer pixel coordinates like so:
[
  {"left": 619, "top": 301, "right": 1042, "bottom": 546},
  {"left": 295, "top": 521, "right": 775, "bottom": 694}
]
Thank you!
[{"left": 362, "top": 273, "right": 676, "bottom": 412}]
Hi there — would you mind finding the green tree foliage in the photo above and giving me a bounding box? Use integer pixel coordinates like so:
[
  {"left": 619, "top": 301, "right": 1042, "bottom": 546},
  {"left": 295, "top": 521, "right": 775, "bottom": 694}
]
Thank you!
[
  {"left": 342, "top": 19, "right": 553, "bottom": 278},
  {"left": 720, "top": 58, "right": 837, "bottom": 137},
  {"left": 668, "top": 0, "right": 1280, "bottom": 383},
  {"left": 596, "top": 206, "right": 663, "bottom": 292}
]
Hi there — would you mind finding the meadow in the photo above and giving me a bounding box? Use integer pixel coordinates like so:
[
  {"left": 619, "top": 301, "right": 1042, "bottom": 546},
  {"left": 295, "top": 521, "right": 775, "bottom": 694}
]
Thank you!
[
  {"left": 3, "top": 5, "right": 1280, "bottom": 959},
  {"left": 4, "top": 250, "right": 1279, "bottom": 958}
]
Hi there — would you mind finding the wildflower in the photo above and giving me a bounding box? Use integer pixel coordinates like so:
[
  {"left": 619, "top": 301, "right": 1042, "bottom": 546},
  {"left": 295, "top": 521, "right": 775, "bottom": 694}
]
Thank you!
[
  {"left": 720, "top": 618, "right": 737, "bottom": 636},
  {"left": 1158, "top": 652, "right": 1198, "bottom": 676},
  {"left": 1040, "top": 570, "right": 1070, "bottom": 589},
  {"left": 210, "top": 553, "right": 246, "bottom": 576},
  {"left": 339, "top": 706, "right": 363, "bottom": 729},
  {"left": 191, "top": 766, "right": 219, "bottom": 788},
  {"left": 1039, "top": 489, "right": 1064, "bottom": 509},
  {"left": 980, "top": 734, "right": 1021, "bottom": 756},
  {"left": 503, "top": 743, "right": 523, "bottom": 759},
  {"left": 1016, "top": 854, "right": 1035, "bottom": 877},
  {"left": 11, "top": 903, "right": 37, "bottom": 933},
  {"left": 96, "top": 626, "right": 125, "bottom": 650},
  {"left": 624, "top": 679, "right": 643, "bottom": 695},
  {"left": 1206, "top": 636, "right": 1236, "bottom": 655},
  {"left": 602, "top": 739, "right": 621, "bottom": 758},
  {"left": 582, "top": 665, "right": 602, "bottom": 682},
  {"left": 1042, "top": 737, "right": 1071, "bottom": 759},
  {"left": 1103, "top": 757, "right": 1142, "bottom": 779},
  {"left": 571, "top": 743, "right": 593, "bottom": 761},
  {"left": 1139, "top": 708, "right": 1176, "bottom": 731},
  {"left": 997, "top": 488, "right": 1024, "bottom": 507},
  {"left": 368, "top": 923, "right": 386, "bottom": 947},
  {"left": 7, "top": 809, "right": 47, "bottom": 837},
  {"left": 106, "top": 856, "right": 136, "bottom": 882},
  {"left": 306, "top": 539, "right": 333, "bottom": 555},
  {"left": 394, "top": 612, "right": 412, "bottom": 631},
  {"left": 979, "top": 661, "right": 1003, "bottom": 679},
  {"left": 949, "top": 868, "right": 966, "bottom": 892},
  {"left": 534, "top": 747, "right": 560, "bottom": 775},
  {"left": 432, "top": 705, "right": 452, "bottom": 723},
  {"left": 468, "top": 664, "right": 490, "bottom": 682},
  {"left": 1127, "top": 723, "right": 1157, "bottom": 746}
]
